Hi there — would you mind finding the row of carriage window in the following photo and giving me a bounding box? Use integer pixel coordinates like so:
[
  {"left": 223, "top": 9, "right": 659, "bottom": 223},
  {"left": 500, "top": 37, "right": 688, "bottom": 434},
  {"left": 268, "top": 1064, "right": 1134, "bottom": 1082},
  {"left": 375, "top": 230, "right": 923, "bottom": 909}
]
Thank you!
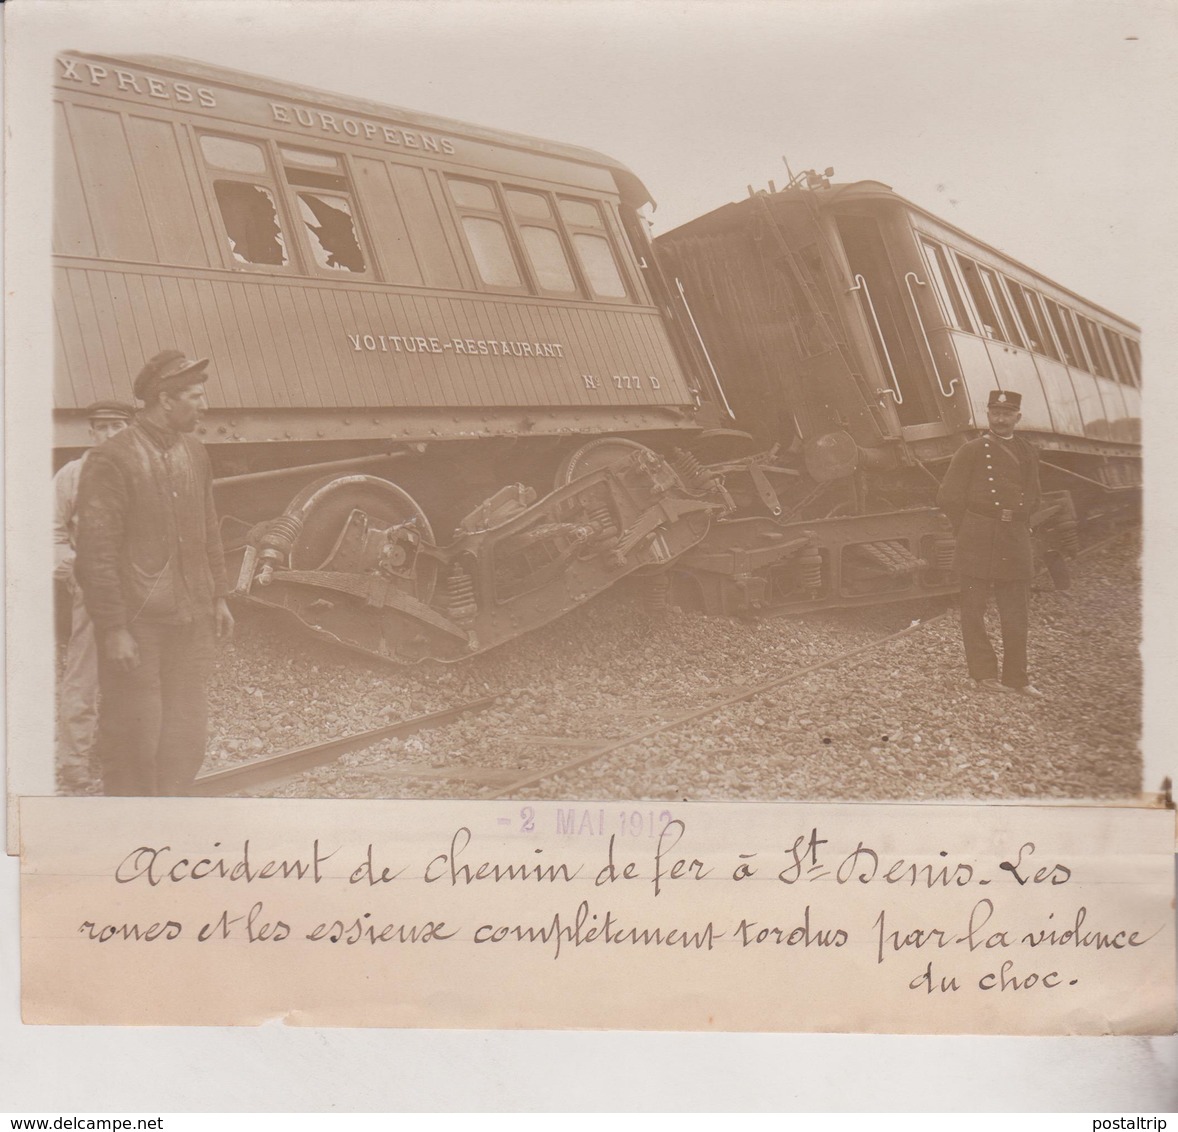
[
  {"left": 198, "top": 133, "right": 630, "bottom": 302},
  {"left": 918, "top": 236, "right": 1141, "bottom": 388}
]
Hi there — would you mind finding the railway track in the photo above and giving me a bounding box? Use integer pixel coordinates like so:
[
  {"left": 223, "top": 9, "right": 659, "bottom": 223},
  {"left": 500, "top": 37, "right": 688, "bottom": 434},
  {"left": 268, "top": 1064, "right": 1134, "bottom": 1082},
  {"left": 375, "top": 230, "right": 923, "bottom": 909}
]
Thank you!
[
  {"left": 193, "top": 612, "right": 947, "bottom": 799},
  {"left": 191, "top": 528, "right": 1137, "bottom": 801},
  {"left": 190, "top": 695, "right": 500, "bottom": 797}
]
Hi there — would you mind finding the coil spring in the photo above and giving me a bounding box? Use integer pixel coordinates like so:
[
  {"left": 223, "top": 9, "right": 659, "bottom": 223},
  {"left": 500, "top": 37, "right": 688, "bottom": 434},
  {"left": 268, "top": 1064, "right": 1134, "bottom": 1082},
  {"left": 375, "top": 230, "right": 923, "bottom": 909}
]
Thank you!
[
  {"left": 259, "top": 512, "right": 304, "bottom": 558},
  {"left": 671, "top": 449, "right": 709, "bottom": 490},
  {"left": 446, "top": 563, "right": 478, "bottom": 623},
  {"left": 1057, "top": 519, "right": 1080, "bottom": 556},
  {"left": 797, "top": 549, "right": 824, "bottom": 591},
  {"left": 590, "top": 504, "right": 618, "bottom": 542},
  {"left": 932, "top": 536, "right": 956, "bottom": 572}
]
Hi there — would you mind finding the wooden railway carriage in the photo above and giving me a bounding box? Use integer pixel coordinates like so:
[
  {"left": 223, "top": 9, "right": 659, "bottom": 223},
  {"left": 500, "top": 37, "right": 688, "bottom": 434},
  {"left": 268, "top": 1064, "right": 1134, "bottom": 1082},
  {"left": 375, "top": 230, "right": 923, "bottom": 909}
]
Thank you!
[
  {"left": 54, "top": 53, "right": 1141, "bottom": 659},
  {"left": 53, "top": 51, "right": 740, "bottom": 662},
  {"left": 656, "top": 175, "right": 1142, "bottom": 612}
]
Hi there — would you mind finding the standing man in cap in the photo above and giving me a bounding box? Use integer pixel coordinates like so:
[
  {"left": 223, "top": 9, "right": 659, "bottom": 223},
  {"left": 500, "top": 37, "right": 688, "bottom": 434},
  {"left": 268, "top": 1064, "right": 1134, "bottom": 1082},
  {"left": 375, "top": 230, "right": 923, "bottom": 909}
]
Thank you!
[
  {"left": 54, "top": 400, "right": 135, "bottom": 790},
  {"left": 75, "top": 350, "right": 234, "bottom": 795},
  {"left": 937, "top": 389, "right": 1043, "bottom": 696}
]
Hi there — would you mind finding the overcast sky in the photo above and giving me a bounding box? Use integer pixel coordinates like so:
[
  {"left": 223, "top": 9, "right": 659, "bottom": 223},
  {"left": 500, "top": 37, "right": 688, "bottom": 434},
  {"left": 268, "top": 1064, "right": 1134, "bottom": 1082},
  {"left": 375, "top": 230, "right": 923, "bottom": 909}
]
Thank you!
[{"left": 9, "top": 0, "right": 1176, "bottom": 325}]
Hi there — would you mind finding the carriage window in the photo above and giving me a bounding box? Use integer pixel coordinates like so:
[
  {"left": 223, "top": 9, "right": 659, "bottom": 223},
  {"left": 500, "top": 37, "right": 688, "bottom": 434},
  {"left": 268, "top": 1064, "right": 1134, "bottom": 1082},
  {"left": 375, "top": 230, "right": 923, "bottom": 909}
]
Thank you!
[
  {"left": 200, "top": 135, "right": 268, "bottom": 174},
  {"left": 560, "top": 198, "right": 627, "bottom": 299},
  {"left": 955, "top": 255, "right": 1004, "bottom": 340},
  {"left": 448, "top": 177, "right": 525, "bottom": 289},
  {"left": 449, "top": 179, "right": 497, "bottom": 211},
  {"left": 1077, "top": 315, "right": 1112, "bottom": 379},
  {"left": 461, "top": 217, "right": 522, "bottom": 287},
  {"left": 294, "top": 192, "right": 365, "bottom": 272},
  {"left": 506, "top": 189, "right": 553, "bottom": 220},
  {"left": 281, "top": 146, "right": 367, "bottom": 273},
  {"left": 980, "top": 267, "right": 1024, "bottom": 348},
  {"left": 508, "top": 189, "right": 577, "bottom": 295},
  {"left": 573, "top": 234, "right": 627, "bottom": 297},
  {"left": 200, "top": 134, "right": 290, "bottom": 267},
  {"left": 919, "top": 239, "right": 974, "bottom": 331},
  {"left": 1004, "top": 279, "right": 1053, "bottom": 357},
  {"left": 520, "top": 227, "right": 576, "bottom": 293},
  {"left": 1041, "top": 298, "right": 1083, "bottom": 369},
  {"left": 559, "top": 199, "right": 601, "bottom": 228},
  {"left": 212, "top": 181, "right": 288, "bottom": 266},
  {"left": 1124, "top": 338, "right": 1142, "bottom": 385},
  {"left": 1101, "top": 327, "right": 1133, "bottom": 385}
]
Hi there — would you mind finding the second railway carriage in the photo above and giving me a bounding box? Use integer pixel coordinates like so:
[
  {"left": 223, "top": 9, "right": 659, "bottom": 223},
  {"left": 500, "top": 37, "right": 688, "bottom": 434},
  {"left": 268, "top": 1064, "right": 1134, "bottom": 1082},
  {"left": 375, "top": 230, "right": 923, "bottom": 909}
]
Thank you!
[
  {"left": 655, "top": 173, "right": 1141, "bottom": 613},
  {"left": 53, "top": 51, "right": 741, "bottom": 662}
]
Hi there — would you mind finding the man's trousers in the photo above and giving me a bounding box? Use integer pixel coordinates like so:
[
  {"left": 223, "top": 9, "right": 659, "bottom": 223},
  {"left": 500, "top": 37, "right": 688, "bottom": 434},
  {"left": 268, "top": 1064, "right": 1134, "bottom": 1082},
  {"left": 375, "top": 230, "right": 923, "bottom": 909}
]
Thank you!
[
  {"left": 95, "top": 616, "right": 215, "bottom": 796},
  {"left": 958, "top": 575, "right": 1030, "bottom": 688},
  {"left": 57, "top": 585, "right": 98, "bottom": 777}
]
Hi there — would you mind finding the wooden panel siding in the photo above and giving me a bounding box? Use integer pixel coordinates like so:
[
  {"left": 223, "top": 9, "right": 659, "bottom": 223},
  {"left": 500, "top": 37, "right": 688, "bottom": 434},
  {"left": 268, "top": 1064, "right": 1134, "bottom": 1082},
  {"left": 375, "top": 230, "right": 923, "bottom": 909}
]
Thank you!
[
  {"left": 351, "top": 156, "right": 424, "bottom": 287},
  {"left": 67, "top": 105, "right": 157, "bottom": 264},
  {"left": 54, "top": 263, "right": 694, "bottom": 415},
  {"left": 125, "top": 115, "right": 210, "bottom": 267},
  {"left": 54, "top": 102, "right": 97, "bottom": 257},
  {"left": 388, "top": 163, "right": 462, "bottom": 290}
]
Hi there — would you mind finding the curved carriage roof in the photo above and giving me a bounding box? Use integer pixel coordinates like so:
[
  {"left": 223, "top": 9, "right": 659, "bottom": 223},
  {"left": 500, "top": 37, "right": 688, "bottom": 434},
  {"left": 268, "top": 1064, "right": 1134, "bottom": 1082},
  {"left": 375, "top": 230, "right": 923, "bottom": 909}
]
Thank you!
[
  {"left": 66, "top": 51, "right": 655, "bottom": 208},
  {"left": 662, "top": 179, "right": 1139, "bottom": 332}
]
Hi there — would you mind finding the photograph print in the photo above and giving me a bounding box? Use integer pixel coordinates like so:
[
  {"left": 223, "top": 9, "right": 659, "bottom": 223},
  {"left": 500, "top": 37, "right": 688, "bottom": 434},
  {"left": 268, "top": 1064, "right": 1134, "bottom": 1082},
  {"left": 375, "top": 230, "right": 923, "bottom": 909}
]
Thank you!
[{"left": 34, "top": 0, "right": 1159, "bottom": 810}]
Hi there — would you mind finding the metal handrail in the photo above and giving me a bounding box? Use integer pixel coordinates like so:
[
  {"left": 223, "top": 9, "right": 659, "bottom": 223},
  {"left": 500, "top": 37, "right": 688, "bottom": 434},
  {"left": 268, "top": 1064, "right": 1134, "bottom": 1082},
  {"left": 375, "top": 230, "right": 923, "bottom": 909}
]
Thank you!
[
  {"left": 848, "top": 274, "right": 903, "bottom": 404},
  {"left": 904, "top": 272, "right": 960, "bottom": 398},
  {"left": 675, "top": 277, "right": 736, "bottom": 419}
]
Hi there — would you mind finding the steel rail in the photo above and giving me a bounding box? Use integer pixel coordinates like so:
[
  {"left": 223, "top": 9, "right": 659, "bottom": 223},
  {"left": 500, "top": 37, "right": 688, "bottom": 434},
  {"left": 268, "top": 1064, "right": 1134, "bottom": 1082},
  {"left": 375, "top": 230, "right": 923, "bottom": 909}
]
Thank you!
[
  {"left": 189, "top": 694, "right": 500, "bottom": 797},
  {"left": 487, "top": 611, "right": 947, "bottom": 799}
]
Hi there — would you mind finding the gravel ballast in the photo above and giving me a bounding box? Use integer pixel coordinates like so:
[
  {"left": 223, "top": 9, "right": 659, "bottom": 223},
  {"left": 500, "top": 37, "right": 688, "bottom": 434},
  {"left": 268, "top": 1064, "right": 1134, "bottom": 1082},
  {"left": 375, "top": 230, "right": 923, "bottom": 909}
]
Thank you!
[{"left": 197, "top": 533, "right": 1141, "bottom": 803}]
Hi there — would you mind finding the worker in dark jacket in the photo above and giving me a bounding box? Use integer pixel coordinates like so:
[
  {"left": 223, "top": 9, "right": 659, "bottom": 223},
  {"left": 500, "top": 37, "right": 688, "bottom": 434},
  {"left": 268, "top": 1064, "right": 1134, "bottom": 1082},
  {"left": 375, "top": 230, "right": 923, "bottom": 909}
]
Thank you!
[
  {"left": 937, "top": 388, "right": 1042, "bottom": 696},
  {"left": 75, "top": 350, "right": 234, "bottom": 795}
]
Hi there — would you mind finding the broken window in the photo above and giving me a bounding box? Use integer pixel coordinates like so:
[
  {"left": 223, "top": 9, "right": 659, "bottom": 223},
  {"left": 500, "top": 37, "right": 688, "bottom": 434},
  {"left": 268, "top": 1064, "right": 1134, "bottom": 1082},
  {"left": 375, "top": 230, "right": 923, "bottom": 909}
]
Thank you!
[
  {"left": 212, "top": 181, "right": 288, "bottom": 266},
  {"left": 199, "top": 134, "right": 290, "bottom": 268},
  {"left": 281, "top": 146, "right": 367, "bottom": 274},
  {"left": 295, "top": 192, "right": 366, "bottom": 272}
]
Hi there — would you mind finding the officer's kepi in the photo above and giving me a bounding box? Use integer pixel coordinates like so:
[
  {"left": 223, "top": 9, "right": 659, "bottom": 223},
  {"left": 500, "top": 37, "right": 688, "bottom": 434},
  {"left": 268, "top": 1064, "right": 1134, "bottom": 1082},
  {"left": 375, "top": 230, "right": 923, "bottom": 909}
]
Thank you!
[{"left": 987, "top": 389, "right": 1022, "bottom": 410}]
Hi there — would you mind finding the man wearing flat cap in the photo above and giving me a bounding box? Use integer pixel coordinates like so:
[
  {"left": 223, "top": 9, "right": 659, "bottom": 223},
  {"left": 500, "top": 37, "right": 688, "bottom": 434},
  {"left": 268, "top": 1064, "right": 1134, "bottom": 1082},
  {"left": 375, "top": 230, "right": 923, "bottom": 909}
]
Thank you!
[
  {"left": 937, "top": 388, "right": 1043, "bottom": 696},
  {"left": 75, "top": 350, "right": 234, "bottom": 795},
  {"left": 54, "top": 400, "right": 135, "bottom": 790}
]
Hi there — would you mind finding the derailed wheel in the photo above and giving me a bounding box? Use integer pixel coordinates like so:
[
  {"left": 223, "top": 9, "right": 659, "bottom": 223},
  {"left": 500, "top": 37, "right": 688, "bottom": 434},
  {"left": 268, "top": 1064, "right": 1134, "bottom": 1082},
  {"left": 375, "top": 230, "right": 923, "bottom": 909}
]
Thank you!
[
  {"left": 284, "top": 474, "right": 438, "bottom": 605},
  {"left": 554, "top": 437, "right": 668, "bottom": 489}
]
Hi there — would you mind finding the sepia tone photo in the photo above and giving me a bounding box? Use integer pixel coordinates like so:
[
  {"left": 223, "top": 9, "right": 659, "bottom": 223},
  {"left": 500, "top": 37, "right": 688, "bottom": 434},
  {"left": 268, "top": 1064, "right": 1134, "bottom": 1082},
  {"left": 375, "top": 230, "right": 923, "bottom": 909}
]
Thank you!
[
  {"left": 6, "top": 0, "right": 1177, "bottom": 1109},
  {"left": 43, "top": 18, "right": 1146, "bottom": 808}
]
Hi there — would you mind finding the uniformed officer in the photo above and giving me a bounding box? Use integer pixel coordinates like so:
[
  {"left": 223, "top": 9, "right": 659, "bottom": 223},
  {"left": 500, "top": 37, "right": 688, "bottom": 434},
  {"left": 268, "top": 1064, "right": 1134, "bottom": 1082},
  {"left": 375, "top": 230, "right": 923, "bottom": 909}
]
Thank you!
[{"left": 937, "top": 389, "right": 1042, "bottom": 696}]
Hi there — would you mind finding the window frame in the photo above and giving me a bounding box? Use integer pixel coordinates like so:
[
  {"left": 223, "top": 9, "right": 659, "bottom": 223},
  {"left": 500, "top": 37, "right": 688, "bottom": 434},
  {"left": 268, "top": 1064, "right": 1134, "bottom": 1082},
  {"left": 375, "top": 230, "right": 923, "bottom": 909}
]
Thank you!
[
  {"left": 445, "top": 175, "right": 531, "bottom": 295},
  {"left": 558, "top": 194, "right": 632, "bottom": 303},
  {"left": 278, "top": 143, "right": 374, "bottom": 280},
  {"left": 194, "top": 129, "right": 302, "bottom": 275},
  {"left": 918, "top": 238, "right": 975, "bottom": 333},
  {"left": 503, "top": 186, "right": 583, "bottom": 298}
]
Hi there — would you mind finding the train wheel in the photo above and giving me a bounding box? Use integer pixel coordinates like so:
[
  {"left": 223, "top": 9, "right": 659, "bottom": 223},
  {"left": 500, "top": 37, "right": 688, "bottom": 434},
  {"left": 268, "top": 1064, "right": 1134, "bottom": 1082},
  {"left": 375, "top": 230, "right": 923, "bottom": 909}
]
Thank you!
[
  {"left": 554, "top": 437, "right": 662, "bottom": 489},
  {"left": 284, "top": 474, "right": 438, "bottom": 605}
]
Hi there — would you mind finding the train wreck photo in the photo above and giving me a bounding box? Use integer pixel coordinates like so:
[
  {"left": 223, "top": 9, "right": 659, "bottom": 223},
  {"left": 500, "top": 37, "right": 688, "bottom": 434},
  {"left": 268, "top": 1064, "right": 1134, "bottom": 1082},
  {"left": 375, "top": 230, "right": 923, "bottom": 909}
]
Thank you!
[{"left": 49, "top": 48, "right": 1142, "bottom": 804}]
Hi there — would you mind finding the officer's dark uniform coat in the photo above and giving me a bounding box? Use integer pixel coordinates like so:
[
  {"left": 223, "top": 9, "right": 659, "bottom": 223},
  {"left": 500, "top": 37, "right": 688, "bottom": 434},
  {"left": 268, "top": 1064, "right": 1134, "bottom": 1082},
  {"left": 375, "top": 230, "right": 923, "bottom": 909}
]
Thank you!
[{"left": 936, "top": 432, "right": 1041, "bottom": 580}]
